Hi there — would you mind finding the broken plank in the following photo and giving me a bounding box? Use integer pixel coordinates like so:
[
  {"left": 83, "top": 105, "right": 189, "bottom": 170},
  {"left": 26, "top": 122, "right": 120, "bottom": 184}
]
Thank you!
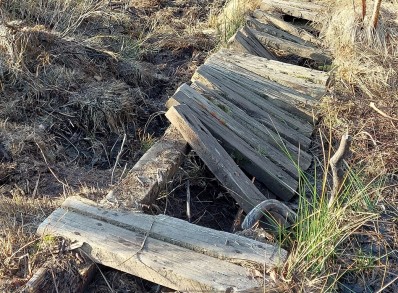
[
  {"left": 191, "top": 80, "right": 311, "bottom": 150},
  {"left": 194, "top": 62, "right": 316, "bottom": 128},
  {"left": 249, "top": 27, "right": 332, "bottom": 64},
  {"left": 253, "top": 10, "right": 321, "bottom": 46},
  {"left": 109, "top": 126, "right": 188, "bottom": 208},
  {"left": 228, "top": 26, "right": 276, "bottom": 60},
  {"left": 208, "top": 49, "right": 328, "bottom": 98},
  {"left": 37, "top": 207, "right": 266, "bottom": 292},
  {"left": 61, "top": 196, "right": 287, "bottom": 269},
  {"left": 260, "top": 0, "right": 324, "bottom": 22},
  {"left": 167, "top": 86, "right": 299, "bottom": 200},
  {"left": 166, "top": 105, "right": 268, "bottom": 212}
]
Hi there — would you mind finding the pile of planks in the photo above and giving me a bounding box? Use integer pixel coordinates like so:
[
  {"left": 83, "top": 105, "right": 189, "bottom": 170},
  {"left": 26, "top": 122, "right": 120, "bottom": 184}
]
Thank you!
[{"left": 32, "top": 0, "right": 332, "bottom": 292}]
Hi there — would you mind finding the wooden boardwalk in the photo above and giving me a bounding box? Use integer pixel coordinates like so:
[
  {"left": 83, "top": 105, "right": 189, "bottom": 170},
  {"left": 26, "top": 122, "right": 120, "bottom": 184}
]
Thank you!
[{"left": 32, "top": 1, "right": 330, "bottom": 292}]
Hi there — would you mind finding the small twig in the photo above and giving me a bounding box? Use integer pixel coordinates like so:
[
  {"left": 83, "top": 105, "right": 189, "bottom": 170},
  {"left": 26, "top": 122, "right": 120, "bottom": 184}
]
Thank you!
[
  {"left": 369, "top": 102, "right": 398, "bottom": 121},
  {"left": 186, "top": 180, "right": 191, "bottom": 222},
  {"left": 370, "top": 0, "right": 382, "bottom": 29},
  {"left": 329, "top": 133, "right": 352, "bottom": 207},
  {"left": 36, "top": 142, "right": 67, "bottom": 187},
  {"left": 111, "top": 133, "right": 127, "bottom": 185}
]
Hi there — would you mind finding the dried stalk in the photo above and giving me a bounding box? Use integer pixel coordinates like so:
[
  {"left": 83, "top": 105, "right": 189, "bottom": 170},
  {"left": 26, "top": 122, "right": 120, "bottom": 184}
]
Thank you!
[
  {"left": 329, "top": 133, "right": 352, "bottom": 207},
  {"left": 370, "top": 0, "right": 382, "bottom": 29},
  {"left": 361, "top": 0, "right": 367, "bottom": 21}
]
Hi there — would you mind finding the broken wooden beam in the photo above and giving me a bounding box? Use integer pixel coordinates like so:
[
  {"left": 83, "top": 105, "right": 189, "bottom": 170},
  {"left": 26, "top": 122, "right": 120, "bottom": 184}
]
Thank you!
[
  {"left": 228, "top": 26, "right": 277, "bottom": 60},
  {"left": 108, "top": 126, "right": 188, "bottom": 208},
  {"left": 260, "top": 0, "right": 324, "bottom": 22},
  {"left": 166, "top": 105, "right": 269, "bottom": 212},
  {"left": 208, "top": 48, "right": 328, "bottom": 98},
  {"left": 37, "top": 196, "right": 287, "bottom": 292},
  {"left": 253, "top": 10, "right": 321, "bottom": 46},
  {"left": 249, "top": 27, "right": 332, "bottom": 64}
]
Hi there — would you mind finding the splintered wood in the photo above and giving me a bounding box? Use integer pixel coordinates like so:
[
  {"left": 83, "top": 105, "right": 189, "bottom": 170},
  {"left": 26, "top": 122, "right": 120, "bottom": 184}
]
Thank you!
[{"left": 37, "top": 196, "right": 287, "bottom": 292}]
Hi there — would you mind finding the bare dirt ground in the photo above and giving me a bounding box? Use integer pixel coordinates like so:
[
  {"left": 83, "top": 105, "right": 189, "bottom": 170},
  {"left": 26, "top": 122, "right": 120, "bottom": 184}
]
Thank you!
[{"left": 0, "top": 0, "right": 231, "bottom": 291}]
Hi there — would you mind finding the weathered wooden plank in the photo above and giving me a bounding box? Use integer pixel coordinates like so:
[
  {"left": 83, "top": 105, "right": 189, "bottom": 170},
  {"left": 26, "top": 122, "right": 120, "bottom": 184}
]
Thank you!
[
  {"left": 37, "top": 208, "right": 265, "bottom": 292},
  {"left": 246, "top": 16, "right": 314, "bottom": 47},
  {"left": 166, "top": 105, "right": 269, "bottom": 212},
  {"left": 191, "top": 80, "right": 311, "bottom": 151},
  {"left": 260, "top": 0, "right": 324, "bottom": 22},
  {"left": 208, "top": 49, "right": 328, "bottom": 98},
  {"left": 253, "top": 10, "right": 321, "bottom": 46},
  {"left": 167, "top": 85, "right": 299, "bottom": 199},
  {"left": 175, "top": 83, "right": 311, "bottom": 171},
  {"left": 249, "top": 27, "right": 332, "bottom": 64},
  {"left": 228, "top": 27, "right": 276, "bottom": 60},
  {"left": 61, "top": 196, "right": 287, "bottom": 269},
  {"left": 194, "top": 62, "right": 316, "bottom": 129},
  {"left": 109, "top": 126, "right": 188, "bottom": 208}
]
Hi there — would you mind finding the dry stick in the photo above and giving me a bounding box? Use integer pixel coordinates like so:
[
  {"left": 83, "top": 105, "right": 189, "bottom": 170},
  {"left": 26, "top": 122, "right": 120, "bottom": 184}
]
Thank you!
[
  {"left": 362, "top": 0, "right": 367, "bottom": 21},
  {"left": 111, "top": 133, "right": 127, "bottom": 185},
  {"left": 328, "top": 133, "right": 352, "bottom": 207},
  {"left": 186, "top": 180, "right": 191, "bottom": 223},
  {"left": 369, "top": 102, "right": 398, "bottom": 121},
  {"left": 370, "top": 0, "right": 382, "bottom": 29}
]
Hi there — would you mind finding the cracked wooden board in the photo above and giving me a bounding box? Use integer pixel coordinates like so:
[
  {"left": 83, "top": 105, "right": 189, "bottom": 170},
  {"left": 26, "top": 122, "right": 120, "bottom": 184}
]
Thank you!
[{"left": 37, "top": 196, "right": 287, "bottom": 292}]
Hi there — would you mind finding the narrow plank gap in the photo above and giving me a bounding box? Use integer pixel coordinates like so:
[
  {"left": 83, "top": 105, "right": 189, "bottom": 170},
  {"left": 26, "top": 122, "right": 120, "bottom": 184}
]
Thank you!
[
  {"left": 260, "top": 0, "right": 324, "bottom": 22},
  {"left": 166, "top": 105, "right": 269, "bottom": 212}
]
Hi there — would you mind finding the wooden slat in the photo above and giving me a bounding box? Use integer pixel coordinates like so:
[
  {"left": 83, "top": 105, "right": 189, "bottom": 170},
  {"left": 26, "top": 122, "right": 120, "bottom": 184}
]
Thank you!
[
  {"left": 166, "top": 105, "right": 268, "bottom": 212},
  {"left": 194, "top": 62, "right": 315, "bottom": 127},
  {"left": 249, "top": 27, "right": 332, "bottom": 64},
  {"left": 260, "top": 0, "right": 324, "bottom": 22},
  {"left": 60, "top": 196, "right": 287, "bottom": 268},
  {"left": 253, "top": 10, "right": 321, "bottom": 46},
  {"left": 228, "top": 26, "right": 277, "bottom": 60},
  {"left": 246, "top": 16, "right": 314, "bottom": 47},
  {"left": 109, "top": 126, "right": 188, "bottom": 208},
  {"left": 37, "top": 207, "right": 266, "bottom": 292},
  {"left": 176, "top": 83, "right": 311, "bottom": 171},
  {"left": 208, "top": 49, "right": 328, "bottom": 98},
  {"left": 191, "top": 80, "right": 312, "bottom": 151},
  {"left": 167, "top": 85, "right": 300, "bottom": 200}
]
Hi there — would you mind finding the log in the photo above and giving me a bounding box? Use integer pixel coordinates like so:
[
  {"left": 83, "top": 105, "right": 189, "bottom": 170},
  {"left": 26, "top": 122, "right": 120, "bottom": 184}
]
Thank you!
[
  {"left": 37, "top": 196, "right": 287, "bottom": 291},
  {"left": 208, "top": 49, "right": 328, "bottom": 98},
  {"left": 253, "top": 10, "right": 321, "bottom": 46},
  {"left": 167, "top": 84, "right": 300, "bottom": 200},
  {"left": 191, "top": 80, "right": 312, "bottom": 151},
  {"left": 166, "top": 105, "right": 268, "bottom": 212},
  {"left": 194, "top": 62, "right": 316, "bottom": 127},
  {"left": 228, "top": 26, "right": 277, "bottom": 60},
  {"left": 249, "top": 27, "right": 332, "bottom": 64},
  {"left": 260, "top": 0, "right": 324, "bottom": 22},
  {"left": 109, "top": 126, "right": 188, "bottom": 208}
]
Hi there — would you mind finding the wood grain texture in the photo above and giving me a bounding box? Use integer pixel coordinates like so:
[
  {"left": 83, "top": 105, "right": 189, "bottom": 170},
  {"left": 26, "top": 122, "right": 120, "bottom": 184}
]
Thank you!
[
  {"left": 60, "top": 196, "right": 287, "bottom": 268},
  {"left": 260, "top": 0, "right": 324, "bottom": 22},
  {"left": 37, "top": 207, "right": 266, "bottom": 292},
  {"left": 166, "top": 105, "right": 269, "bottom": 212},
  {"left": 110, "top": 126, "right": 188, "bottom": 208}
]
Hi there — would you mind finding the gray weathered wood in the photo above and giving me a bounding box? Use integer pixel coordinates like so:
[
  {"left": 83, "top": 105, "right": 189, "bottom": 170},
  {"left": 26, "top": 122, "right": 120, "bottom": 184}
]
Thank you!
[
  {"left": 260, "top": 0, "right": 324, "bottom": 22},
  {"left": 228, "top": 26, "right": 277, "bottom": 60},
  {"left": 166, "top": 105, "right": 269, "bottom": 212},
  {"left": 191, "top": 80, "right": 312, "bottom": 151},
  {"left": 193, "top": 62, "right": 316, "bottom": 127},
  {"left": 253, "top": 10, "right": 321, "bottom": 46},
  {"left": 246, "top": 16, "right": 315, "bottom": 47},
  {"left": 60, "top": 196, "right": 287, "bottom": 268},
  {"left": 208, "top": 49, "right": 328, "bottom": 98},
  {"left": 249, "top": 27, "right": 332, "bottom": 64},
  {"left": 167, "top": 85, "right": 300, "bottom": 199},
  {"left": 109, "top": 126, "right": 188, "bottom": 208},
  {"left": 37, "top": 207, "right": 266, "bottom": 292}
]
